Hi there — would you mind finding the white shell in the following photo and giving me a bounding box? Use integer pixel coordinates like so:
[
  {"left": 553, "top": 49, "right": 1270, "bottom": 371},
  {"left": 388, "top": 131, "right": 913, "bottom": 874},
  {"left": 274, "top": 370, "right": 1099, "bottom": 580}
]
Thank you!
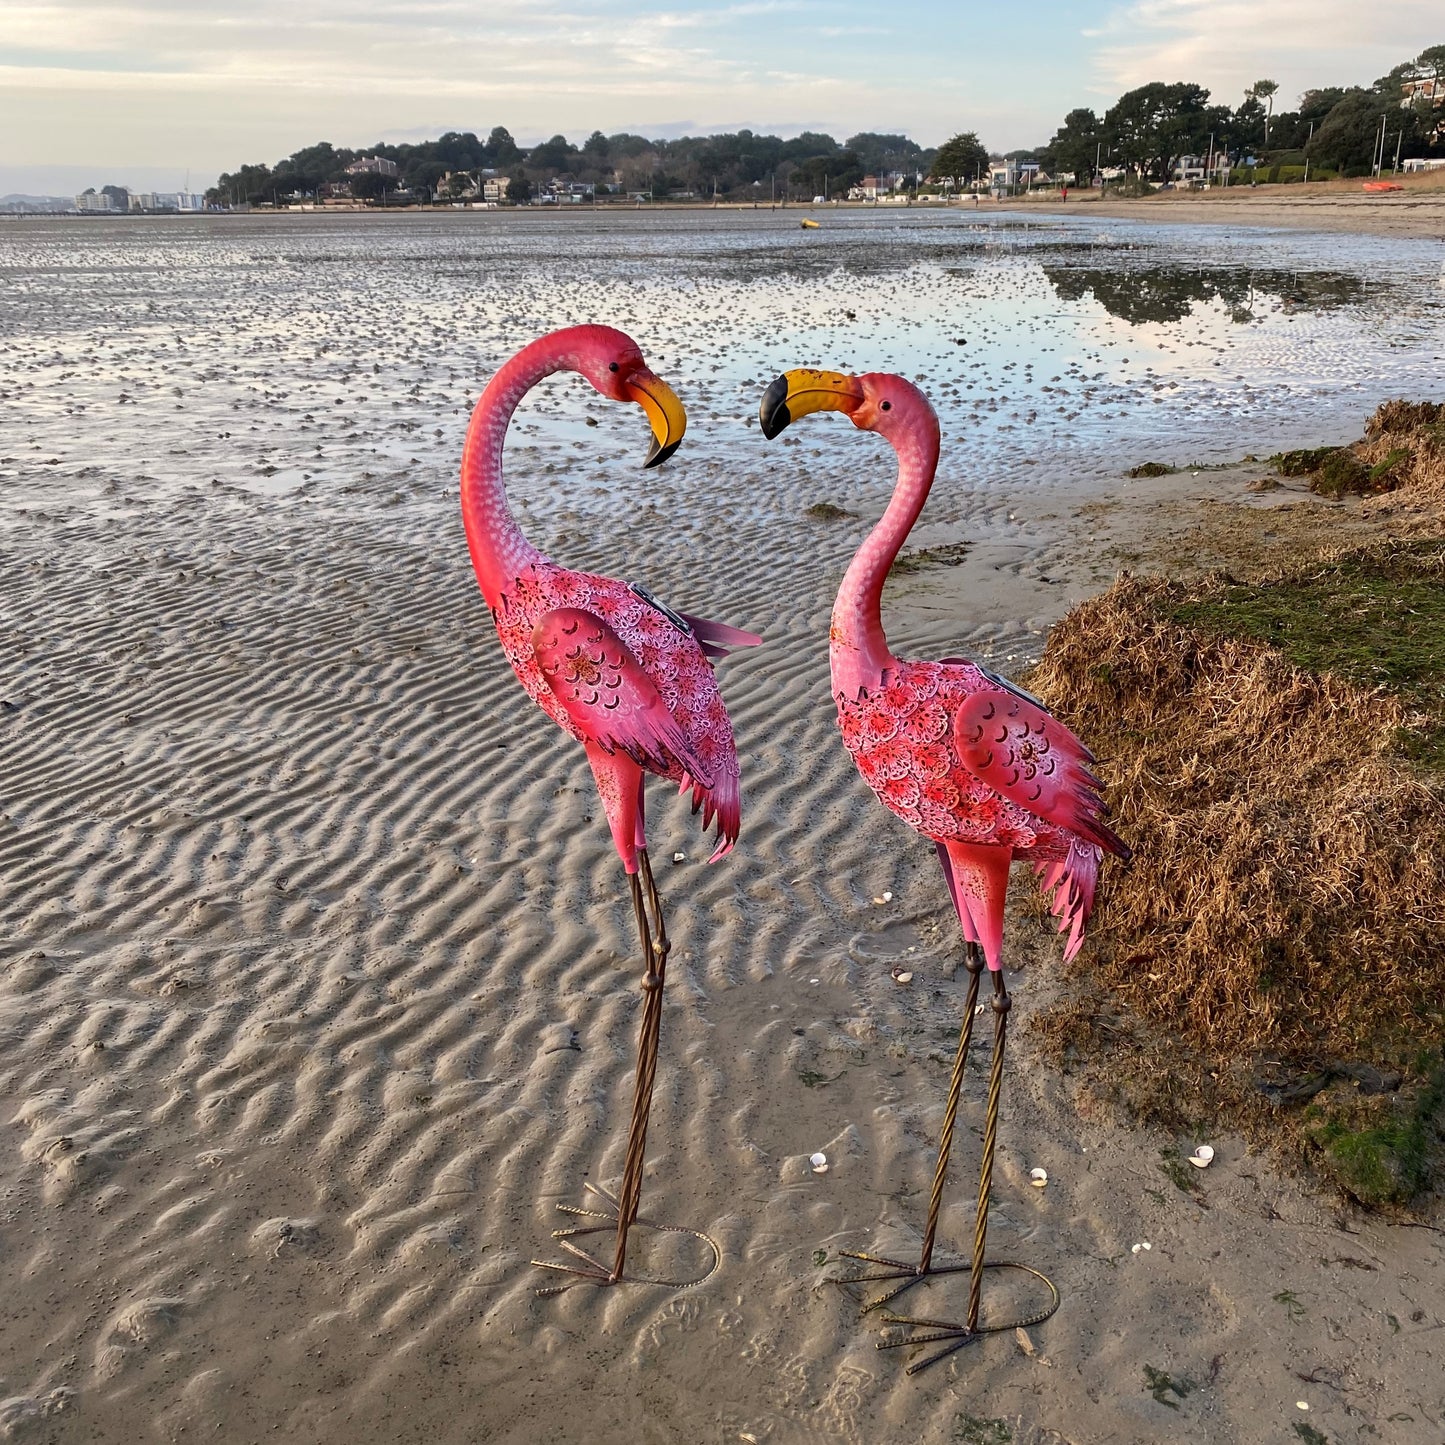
[
  {"left": 1029, "top": 1167, "right": 1048, "bottom": 1188},
  {"left": 810, "top": 1152, "right": 829, "bottom": 1174},
  {"left": 672, "top": 852, "right": 687, "bottom": 864},
  {"left": 882, "top": 891, "right": 893, "bottom": 902},
  {"left": 1131, "top": 1241, "right": 1152, "bottom": 1254},
  {"left": 891, "top": 967, "right": 914, "bottom": 985},
  {"left": 1188, "top": 1145, "right": 1215, "bottom": 1169}
]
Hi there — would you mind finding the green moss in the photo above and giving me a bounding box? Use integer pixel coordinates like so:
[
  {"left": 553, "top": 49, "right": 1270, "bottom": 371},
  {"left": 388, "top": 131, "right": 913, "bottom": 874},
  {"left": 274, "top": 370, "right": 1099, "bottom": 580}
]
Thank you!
[
  {"left": 1272, "top": 447, "right": 1335, "bottom": 477},
  {"left": 1311, "top": 448, "right": 1370, "bottom": 498},
  {"left": 1159, "top": 1146, "right": 1200, "bottom": 1194},
  {"left": 1368, "top": 447, "right": 1411, "bottom": 484},
  {"left": 1128, "top": 461, "right": 1173, "bottom": 478},
  {"left": 1164, "top": 542, "right": 1445, "bottom": 768},
  {"left": 1305, "top": 1061, "right": 1444, "bottom": 1207}
]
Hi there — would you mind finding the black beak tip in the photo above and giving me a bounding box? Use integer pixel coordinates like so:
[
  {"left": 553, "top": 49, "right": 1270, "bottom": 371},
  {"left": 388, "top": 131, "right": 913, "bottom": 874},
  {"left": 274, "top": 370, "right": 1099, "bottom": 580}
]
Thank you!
[
  {"left": 759, "top": 374, "right": 791, "bottom": 441},
  {"left": 643, "top": 436, "right": 682, "bottom": 470}
]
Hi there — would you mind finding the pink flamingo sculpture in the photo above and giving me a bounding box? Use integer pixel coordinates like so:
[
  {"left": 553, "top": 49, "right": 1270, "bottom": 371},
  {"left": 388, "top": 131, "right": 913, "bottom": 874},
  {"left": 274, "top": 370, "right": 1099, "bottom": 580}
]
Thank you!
[
  {"left": 760, "top": 368, "right": 1128, "bottom": 1367},
  {"left": 463, "top": 325, "right": 759, "bottom": 1291}
]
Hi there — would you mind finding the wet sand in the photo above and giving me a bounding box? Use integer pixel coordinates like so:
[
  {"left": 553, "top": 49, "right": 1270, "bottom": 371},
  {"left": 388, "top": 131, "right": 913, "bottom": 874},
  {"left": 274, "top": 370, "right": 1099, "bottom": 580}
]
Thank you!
[
  {"left": 998, "top": 178, "right": 1445, "bottom": 240},
  {"left": 2, "top": 215, "right": 1444, "bottom": 1443}
]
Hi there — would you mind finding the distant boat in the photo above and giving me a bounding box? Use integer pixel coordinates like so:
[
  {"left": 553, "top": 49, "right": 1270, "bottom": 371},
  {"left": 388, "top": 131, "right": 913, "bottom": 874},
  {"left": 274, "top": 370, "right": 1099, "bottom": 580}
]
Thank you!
[
  {"left": 800, "top": 218, "right": 820, "bottom": 229},
  {"left": 1363, "top": 181, "right": 1403, "bottom": 193}
]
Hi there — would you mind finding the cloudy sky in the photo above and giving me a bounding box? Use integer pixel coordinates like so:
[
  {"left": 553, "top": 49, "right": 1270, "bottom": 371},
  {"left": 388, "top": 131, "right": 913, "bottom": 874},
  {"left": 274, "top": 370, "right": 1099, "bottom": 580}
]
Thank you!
[{"left": 1, "top": 0, "right": 1439, "bottom": 193}]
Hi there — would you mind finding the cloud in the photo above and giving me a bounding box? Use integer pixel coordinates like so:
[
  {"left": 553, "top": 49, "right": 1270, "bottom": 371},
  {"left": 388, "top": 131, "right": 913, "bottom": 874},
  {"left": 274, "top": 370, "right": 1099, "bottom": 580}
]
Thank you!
[{"left": 1089, "top": 0, "right": 1441, "bottom": 105}]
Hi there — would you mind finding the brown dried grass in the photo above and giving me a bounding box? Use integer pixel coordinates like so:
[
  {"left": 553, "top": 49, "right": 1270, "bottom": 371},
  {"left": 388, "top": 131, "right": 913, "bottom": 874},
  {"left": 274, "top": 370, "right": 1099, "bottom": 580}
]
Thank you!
[{"left": 1028, "top": 572, "right": 1445, "bottom": 1066}]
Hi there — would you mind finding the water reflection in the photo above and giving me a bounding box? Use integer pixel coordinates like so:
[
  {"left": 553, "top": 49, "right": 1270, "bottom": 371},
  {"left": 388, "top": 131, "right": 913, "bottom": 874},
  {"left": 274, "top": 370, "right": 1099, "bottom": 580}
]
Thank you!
[{"left": 1042, "top": 263, "right": 1367, "bottom": 326}]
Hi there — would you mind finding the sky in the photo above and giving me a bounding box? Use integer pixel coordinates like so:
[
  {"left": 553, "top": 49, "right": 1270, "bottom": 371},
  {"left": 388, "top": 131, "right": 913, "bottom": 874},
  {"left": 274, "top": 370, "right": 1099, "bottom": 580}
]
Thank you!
[{"left": 1, "top": 0, "right": 1440, "bottom": 194}]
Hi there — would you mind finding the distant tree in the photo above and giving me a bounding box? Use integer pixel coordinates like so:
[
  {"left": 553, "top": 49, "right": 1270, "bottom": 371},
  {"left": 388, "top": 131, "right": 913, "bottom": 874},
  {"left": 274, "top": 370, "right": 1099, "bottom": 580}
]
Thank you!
[
  {"left": 507, "top": 169, "right": 533, "bottom": 203},
  {"left": 488, "top": 127, "right": 522, "bottom": 165},
  {"left": 1306, "top": 87, "right": 1426, "bottom": 171},
  {"left": 101, "top": 184, "right": 130, "bottom": 211},
  {"left": 844, "top": 131, "right": 923, "bottom": 176},
  {"left": 527, "top": 134, "right": 577, "bottom": 173},
  {"left": 349, "top": 171, "right": 397, "bottom": 202},
  {"left": 1104, "top": 82, "right": 1211, "bottom": 179},
  {"left": 582, "top": 130, "right": 610, "bottom": 161},
  {"left": 1248, "top": 79, "right": 1279, "bottom": 143},
  {"left": 1041, "top": 109, "right": 1103, "bottom": 183},
  {"left": 931, "top": 131, "right": 990, "bottom": 186}
]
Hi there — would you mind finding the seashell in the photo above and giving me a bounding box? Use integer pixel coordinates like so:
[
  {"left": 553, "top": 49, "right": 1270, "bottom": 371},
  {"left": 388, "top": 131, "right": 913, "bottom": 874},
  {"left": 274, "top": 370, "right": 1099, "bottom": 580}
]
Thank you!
[
  {"left": 672, "top": 852, "right": 687, "bottom": 864},
  {"left": 1029, "top": 1167, "right": 1048, "bottom": 1188},
  {"left": 890, "top": 967, "right": 914, "bottom": 985},
  {"left": 809, "top": 1152, "right": 828, "bottom": 1174},
  {"left": 1188, "top": 1144, "right": 1215, "bottom": 1169},
  {"left": 1131, "top": 1241, "right": 1152, "bottom": 1254}
]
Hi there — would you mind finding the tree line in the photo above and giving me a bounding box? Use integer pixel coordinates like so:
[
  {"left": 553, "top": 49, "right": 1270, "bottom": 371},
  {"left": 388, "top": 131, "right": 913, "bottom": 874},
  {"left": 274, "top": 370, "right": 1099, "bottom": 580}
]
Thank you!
[
  {"left": 207, "top": 128, "right": 933, "bottom": 207},
  {"left": 1037, "top": 44, "right": 1444, "bottom": 186},
  {"left": 206, "top": 42, "right": 1442, "bottom": 207}
]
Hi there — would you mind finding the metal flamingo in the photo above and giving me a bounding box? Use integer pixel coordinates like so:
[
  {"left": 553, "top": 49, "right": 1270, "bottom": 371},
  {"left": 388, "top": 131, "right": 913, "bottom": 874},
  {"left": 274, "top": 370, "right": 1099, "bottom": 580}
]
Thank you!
[
  {"left": 760, "top": 368, "right": 1128, "bottom": 1368},
  {"left": 462, "top": 325, "right": 760, "bottom": 1292}
]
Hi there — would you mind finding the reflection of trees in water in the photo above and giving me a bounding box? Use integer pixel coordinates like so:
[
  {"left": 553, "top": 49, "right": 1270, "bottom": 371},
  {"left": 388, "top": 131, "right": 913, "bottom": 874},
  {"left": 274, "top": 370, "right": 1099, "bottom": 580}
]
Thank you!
[{"left": 1042, "top": 263, "right": 1367, "bottom": 325}]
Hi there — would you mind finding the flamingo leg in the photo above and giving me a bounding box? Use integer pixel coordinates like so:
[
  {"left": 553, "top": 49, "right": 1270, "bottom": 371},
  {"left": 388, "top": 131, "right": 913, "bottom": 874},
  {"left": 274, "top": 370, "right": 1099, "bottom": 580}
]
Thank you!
[
  {"left": 839, "top": 943, "right": 986, "bottom": 1311},
  {"left": 532, "top": 849, "right": 718, "bottom": 1295},
  {"left": 869, "top": 967, "right": 1058, "bottom": 1374}
]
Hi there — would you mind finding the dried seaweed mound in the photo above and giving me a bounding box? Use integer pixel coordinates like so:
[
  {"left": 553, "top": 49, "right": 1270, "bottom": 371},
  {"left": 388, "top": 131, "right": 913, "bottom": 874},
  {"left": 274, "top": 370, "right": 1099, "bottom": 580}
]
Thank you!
[
  {"left": 1359, "top": 399, "right": 1445, "bottom": 497},
  {"left": 1028, "top": 545, "right": 1445, "bottom": 1205}
]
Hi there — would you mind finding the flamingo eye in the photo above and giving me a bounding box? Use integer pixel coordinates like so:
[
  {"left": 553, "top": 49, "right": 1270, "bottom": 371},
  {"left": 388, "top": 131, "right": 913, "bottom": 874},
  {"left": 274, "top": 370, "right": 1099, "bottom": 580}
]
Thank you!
[
  {"left": 880, "top": 400, "right": 892, "bottom": 411},
  {"left": 609, "top": 362, "right": 619, "bottom": 373}
]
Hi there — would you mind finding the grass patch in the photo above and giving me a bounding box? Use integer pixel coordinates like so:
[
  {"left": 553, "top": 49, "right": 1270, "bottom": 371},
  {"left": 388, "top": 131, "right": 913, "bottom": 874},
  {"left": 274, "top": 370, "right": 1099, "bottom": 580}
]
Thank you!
[
  {"left": 1128, "top": 461, "right": 1173, "bottom": 478},
  {"left": 1159, "top": 1146, "right": 1200, "bottom": 1194},
  {"left": 1294, "top": 1424, "right": 1329, "bottom": 1444}
]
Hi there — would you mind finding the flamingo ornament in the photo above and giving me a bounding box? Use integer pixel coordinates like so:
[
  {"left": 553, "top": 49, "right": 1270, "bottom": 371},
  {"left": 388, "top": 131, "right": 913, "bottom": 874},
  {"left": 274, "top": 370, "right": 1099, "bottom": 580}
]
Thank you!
[
  {"left": 760, "top": 368, "right": 1128, "bottom": 1366},
  {"left": 463, "top": 325, "right": 759, "bottom": 1292}
]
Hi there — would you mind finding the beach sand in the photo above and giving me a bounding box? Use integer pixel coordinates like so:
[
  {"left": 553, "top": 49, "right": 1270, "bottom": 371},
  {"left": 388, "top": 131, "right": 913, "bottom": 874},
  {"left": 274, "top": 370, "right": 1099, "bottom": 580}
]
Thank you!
[
  {"left": 995, "top": 175, "right": 1445, "bottom": 240},
  {"left": 2, "top": 215, "right": 1443, "bottom": 1444}
]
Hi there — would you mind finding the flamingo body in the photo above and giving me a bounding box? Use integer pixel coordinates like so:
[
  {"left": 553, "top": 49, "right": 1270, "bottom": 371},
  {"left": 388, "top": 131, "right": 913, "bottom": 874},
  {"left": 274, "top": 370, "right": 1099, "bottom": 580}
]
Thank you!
[{"left": 460, "top": 324, "right": 757, "bottom": 873}]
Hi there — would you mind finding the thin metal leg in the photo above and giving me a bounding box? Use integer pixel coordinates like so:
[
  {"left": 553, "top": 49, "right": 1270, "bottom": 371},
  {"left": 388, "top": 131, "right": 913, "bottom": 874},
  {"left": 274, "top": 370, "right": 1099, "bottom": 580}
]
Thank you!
[
  {"left": 838, "top": 943, "right": 985, "bottom": 1313},
  {"left": 967, "top": 966, "right": 1010, "bottom": 1331},
  {"left": 610, "top": 848, "right": 670, "bottom": 1278},
  {"left": 873, "top": 967, "right": 1058, "bottom": 1375},
  {"left": 532, "top": 850, "right": 718, "bottom": 1296}
]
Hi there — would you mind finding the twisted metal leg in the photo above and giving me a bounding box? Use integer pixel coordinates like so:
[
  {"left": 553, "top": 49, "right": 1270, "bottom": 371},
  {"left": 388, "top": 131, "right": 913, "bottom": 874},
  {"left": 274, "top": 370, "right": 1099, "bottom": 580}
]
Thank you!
[
  {"left": 838, "top": 944, "right": 986, "bottom": 1313},
  {"left": 875, "top": 968, "right": 1058, "bottom": 1374},
  {"left": 532, "top": 849, "right": 719, "bottom": 1296}
]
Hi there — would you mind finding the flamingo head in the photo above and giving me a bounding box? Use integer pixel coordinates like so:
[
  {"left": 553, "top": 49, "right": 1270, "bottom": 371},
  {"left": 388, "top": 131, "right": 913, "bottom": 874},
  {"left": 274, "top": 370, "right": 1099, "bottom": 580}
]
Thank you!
[
  {"left": 758, "top": 368, "right": 936, "bottom": 449},
  {"left": 567, "top": 324, "right": 687, "bottom": 468}
]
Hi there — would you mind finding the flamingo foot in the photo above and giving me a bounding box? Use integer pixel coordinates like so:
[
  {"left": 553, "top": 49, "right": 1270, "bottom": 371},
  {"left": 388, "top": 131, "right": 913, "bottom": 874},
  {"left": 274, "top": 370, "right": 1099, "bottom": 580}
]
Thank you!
[
  {"left": 530, "top": 1183, "right": 720, "bottom": 1296},
  {"left": 834, "top": 1252, "right": 977, "bottom": 1314}
]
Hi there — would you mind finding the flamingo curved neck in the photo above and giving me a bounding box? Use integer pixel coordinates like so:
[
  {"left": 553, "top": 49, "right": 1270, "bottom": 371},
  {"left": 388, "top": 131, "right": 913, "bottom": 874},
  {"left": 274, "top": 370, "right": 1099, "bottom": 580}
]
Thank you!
[
  {"left": 830, "top": 419, "right": 940, "bottom": 700},
  {"left": 461, "top": 339, "right": 571, "bottom": 610}
]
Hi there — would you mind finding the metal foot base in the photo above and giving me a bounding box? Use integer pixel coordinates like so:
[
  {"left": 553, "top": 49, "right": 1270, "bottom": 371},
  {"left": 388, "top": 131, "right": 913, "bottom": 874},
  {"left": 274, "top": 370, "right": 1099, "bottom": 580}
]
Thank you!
[
  {"left": 531, "top": 1184, "right": 721, "bottom": 1297},
  {"left": 870, "top": 1260, "right": 1060, "bottom": 1376},
  {"left": 836, "top": 1249, "right": 976, "bottom": 1315}
]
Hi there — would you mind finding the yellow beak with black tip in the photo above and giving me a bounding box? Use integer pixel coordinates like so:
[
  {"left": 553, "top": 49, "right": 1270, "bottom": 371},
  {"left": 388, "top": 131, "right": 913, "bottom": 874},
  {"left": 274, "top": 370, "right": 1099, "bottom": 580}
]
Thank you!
[
  {"left": 625, "top": 368, "right": 688, "bottom": 469},
  {"left": 758, "top": 368, "right": 864, "bottom": 439}
]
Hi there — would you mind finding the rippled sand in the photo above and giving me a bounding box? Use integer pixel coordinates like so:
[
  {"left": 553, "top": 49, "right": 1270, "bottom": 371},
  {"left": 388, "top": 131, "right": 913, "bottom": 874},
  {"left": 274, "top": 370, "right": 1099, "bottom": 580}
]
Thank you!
[{"left": 2, "top": 213, "right": 1444, "bottom": 1443}]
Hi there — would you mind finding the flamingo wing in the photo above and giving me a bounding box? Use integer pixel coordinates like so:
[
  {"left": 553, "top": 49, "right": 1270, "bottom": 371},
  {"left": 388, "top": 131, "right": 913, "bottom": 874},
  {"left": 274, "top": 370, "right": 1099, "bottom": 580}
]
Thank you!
[
  {"left": 953, "top": 689, "right": 1126, "bottom": 856},
  {"left": 531, "top": 607, "right": 712, "bottom": 784}
]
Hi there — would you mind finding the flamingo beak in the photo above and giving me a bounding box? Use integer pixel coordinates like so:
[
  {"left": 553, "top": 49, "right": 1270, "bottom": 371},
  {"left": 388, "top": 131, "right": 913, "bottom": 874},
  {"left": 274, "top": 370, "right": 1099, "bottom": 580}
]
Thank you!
[
  {"left": 624, "top": 368, "right": 688, "bottom": 469},
  {"left": 758, "top": 369, "right": 864, "bottom": 439}
]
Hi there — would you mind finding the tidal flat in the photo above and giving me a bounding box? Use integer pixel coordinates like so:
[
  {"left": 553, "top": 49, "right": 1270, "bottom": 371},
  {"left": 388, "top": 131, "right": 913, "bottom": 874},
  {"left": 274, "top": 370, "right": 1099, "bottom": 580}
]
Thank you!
[{"left": 1, "top": 211, "right": 1444, "bottom": 1443}]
